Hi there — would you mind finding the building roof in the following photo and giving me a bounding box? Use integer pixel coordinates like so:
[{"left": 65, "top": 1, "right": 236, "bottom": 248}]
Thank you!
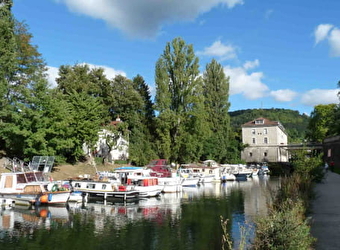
[
  {"left": 242, "top": 117, "right": 285, "bottom": 130},
  {"left": 109, "top": 116, "right": 122, "bottom": 126}
]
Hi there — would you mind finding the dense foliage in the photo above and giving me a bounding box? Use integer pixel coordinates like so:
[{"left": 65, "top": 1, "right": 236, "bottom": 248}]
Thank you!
[{"left": 305, "top": 81, "right": 340, "bottom": 142}]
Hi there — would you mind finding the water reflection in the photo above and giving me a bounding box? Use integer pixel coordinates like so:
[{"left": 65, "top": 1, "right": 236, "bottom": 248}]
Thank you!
[{"left": 0, "top": 176, "right": 278, "bottom": 250}]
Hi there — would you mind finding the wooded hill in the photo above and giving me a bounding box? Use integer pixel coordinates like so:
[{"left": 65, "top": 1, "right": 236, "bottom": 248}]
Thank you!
[{"left": 229, "top": 108, "right": 310, "bottom": 143}]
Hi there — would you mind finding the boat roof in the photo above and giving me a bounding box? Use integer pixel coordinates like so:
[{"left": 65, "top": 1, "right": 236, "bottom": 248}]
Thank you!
[{"left": 115, "top": 166, "right": 143, "bottom": 170}]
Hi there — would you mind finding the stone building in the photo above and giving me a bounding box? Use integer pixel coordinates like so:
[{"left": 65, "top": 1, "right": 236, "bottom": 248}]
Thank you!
[{"left": 241, "top": 117, "right": 289, "bottom": 163}]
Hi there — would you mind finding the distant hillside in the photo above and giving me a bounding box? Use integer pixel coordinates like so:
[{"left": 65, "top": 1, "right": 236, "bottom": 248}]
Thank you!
[{"left": 229, "top": 108, "right": 310, "bottom": 143}]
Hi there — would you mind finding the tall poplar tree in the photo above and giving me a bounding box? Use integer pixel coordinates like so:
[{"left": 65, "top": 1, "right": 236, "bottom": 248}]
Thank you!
[
  {"left": 202, "top": 59, "right": 231, "bottom": 162},
  {"left": 129, "top": 75, "right": 157, "bottom": 165},
  {"left": 154, "top": 37, "right": 207, "bottom": 163}
]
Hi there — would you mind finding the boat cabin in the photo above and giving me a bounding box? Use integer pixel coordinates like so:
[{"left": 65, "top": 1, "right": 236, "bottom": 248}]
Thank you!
[
  {"left": 146, "top": 159, "right": 172, "bottom": 178},
  {"left": 0, "top": 171, "right": 47, "bottom": 194}
]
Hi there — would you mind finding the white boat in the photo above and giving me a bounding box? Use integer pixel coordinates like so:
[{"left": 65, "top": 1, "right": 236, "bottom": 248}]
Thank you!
[
  {"left": 112, "top": 166, "right": 163, "bottom": 197},
  {"left": 220, "top": 164, "right": 236, "bottom": 181},
  {"left": 0, "top": 171, "right": 71, "bottom": 206},
  {"left": 177, "top": 167, "right": 200, "bottom": 187},
  {"left": 259, "top": 164, "right": 270, "bottom": 175},
  {"left": 231, "top": 164, "right": 253, "bottom": 180},
  {"left": 157, "top": 177, "right": 182, "bottom": 193},
  {"left": 70, "top": 179, "right": 140, "bottom": 201},
  {"left": 126, "top": 176, "right": 163, "bottom": 197},
  {"left": 180, "top": 177, "right": 200, "bottom": 187},
  {"left": 113, "top": 166, "right": 151, "bottom": 184}
]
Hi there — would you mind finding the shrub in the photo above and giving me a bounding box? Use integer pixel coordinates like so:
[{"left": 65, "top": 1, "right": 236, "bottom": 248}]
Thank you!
[{"left": 252, "top": 200, "right": 315, "bottom": 250}]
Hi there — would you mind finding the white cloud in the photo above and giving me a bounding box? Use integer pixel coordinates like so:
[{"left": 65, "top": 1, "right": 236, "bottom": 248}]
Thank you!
[
  {"left": 329, "top": 28, "right": 340, "bottom": 57},
  {"left": 270, "top": 89, "right": 297, "bottom": 102},
  {"left": 46, "top": 66, "right": 59, "bottom": 88},
  {"left": 224, "top": 61, "right": 269, "bottom": 100},
  {"left": 85, "top": 63, "right": 126, "bottom": 79},
  {"left": 198, "top": 40, "right": 237, "bottom": 60},
  {"left": 314, "top": 23, "right": 340, "bottom": 57},
  {"left": 46, "top": 64, "right": 126, "bottom": 88},
  {"left": 243, "top": 59, "right": 259, "bottom": 70},
  {"left": 314, "top": 24, "right": 333, "bottom": 44},
  {"left": 301, "top": 89, "right": 339, "bottom": 106},
  {"left": 56, "top": 0, "right": 244, "bottom": 38}
]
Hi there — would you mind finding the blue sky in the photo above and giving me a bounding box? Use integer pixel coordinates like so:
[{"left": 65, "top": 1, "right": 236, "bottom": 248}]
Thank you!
[{"left": 12, "top": 0, "right": 340, "bottom": 115}]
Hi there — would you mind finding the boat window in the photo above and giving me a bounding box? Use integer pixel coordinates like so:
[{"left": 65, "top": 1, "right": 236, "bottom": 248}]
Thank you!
[
  {"left": 87, "top": 184, "right": 96, "bottom": 189},
  {"left": 75, "top": 183, "right": 81, "bottom": 188},
  {"left": 102, "top": 184, "right": 107, "bottom": 189},
  {"left": 4, "top": 176, "right": 13, "bottom": 188},
  {"left": 35, "top": 172, "right": 45, "bottom": 181},
  {"left": 16, "top": 174, "right": 27, "bottom": 183},
  {"left": 25, "top": 172, "right": 40, "bottom": 182}
]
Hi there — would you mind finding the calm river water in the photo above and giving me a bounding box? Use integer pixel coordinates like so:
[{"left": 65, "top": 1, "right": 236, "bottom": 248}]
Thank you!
[{"left": 0, "top": 176, "right": 279, "bottom": 250}]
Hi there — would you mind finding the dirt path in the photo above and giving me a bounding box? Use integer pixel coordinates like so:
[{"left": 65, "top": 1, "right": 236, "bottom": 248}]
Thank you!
[{"left": 311, "top": 171, "right": 340, "bottom": 249}]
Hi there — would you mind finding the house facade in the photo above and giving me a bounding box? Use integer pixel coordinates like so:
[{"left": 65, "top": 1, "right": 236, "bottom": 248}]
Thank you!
[
  {"left": 83, "top": 117, "right": 129, "bottom": 162},
  {"left": 241, "top": 117, "right": 289, "bottom": 163}
]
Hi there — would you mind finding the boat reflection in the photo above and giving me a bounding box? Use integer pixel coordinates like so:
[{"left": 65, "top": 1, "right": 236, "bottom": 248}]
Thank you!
[
  {"left": 0, "top": 176, "right": 278, "bottom": 236},
  {"left": 0, "top": 206, "right": 70, "bottom": 238}
]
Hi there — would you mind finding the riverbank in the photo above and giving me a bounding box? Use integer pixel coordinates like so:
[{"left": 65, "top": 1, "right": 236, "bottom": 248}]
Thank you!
[
  {"left": 0, "top": 157, "right": 123, "bottom": 180},
  {"left": 311, "top": 171, "right": 340, "bottom": 250}
]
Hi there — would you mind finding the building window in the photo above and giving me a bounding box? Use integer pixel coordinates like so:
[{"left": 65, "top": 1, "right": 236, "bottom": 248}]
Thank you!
[
  {"left": 264, "top": 128, "right": 267, "bottom": 134},
  {"left": 252, "top": 129, "right": 255, "bottom": 135},
  {"left": 328, "top": 149, "right": 332, "bottom": 157},
  {"left": 249, "top": 152, "right": 253, "bottom": 157},
  {"left": 264, "top": 137, "right": 268, "bottom": 144},
  {"left": 264, "top": 152, "right": 267, "bottom": 157},
  {"left": 252, "top": 138, "right": 256, "bottom": 144},
  {"left": 255, "top": 119, "right": 264, "bottom": 124}
]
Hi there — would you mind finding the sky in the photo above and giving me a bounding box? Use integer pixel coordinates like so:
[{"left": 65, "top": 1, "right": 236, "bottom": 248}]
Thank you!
[{"left": 11, "top": 0, "right": 340, "bottom": 115}]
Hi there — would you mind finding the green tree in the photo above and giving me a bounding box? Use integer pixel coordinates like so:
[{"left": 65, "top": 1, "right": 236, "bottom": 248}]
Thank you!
[
  {"left": 106, "top": 75, "right": 143, "bottom": 125},
  {"left": 132, "top": 74, "right": 155, "bottom": 126},
  {"left": 66, "top": 91, "right": 106, "bottom": 162},
  {"left": 0, "top": 4, "right": 60, "bottom": 159},
  {"left": 0, "top": 0, "right": 16, "bottom": 120},
  {"left": 202, "top": 59, "right": 231, "bottom": 162},
  {"left": 329, "top": 81, "right": 340, "bottom": 135},
  {"left": 129, "top": 75, "right": 157, "bottom": 165},
  {"left": 57, "top": 64, "right": 109, "bottom": 97},
  {"left": 154, "top": 37, "right": 206, "bottom": 163},
  {"left": 306, "top": 104, "right": 338, "bottom": 142}
]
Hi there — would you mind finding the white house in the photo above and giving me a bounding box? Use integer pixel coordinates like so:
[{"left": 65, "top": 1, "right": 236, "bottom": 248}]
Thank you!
[
  {"left": 241, "top": 117, "right": 289, "bottom": 163},
  {"left": 83, "top": 117, "right": 129, "bottom": 162}
]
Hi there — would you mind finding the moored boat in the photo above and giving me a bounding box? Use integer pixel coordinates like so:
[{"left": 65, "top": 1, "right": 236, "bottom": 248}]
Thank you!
[{"left": 0, "top": 171, "right": 71, "bottom": 206}]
